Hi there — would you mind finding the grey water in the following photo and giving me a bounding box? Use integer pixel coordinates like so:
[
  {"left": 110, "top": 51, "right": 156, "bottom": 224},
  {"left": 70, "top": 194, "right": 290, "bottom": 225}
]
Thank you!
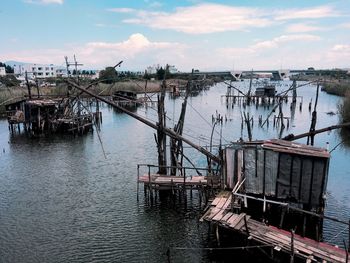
[{"left": 0, "top": 80, "right": 349, "bottom": 262}]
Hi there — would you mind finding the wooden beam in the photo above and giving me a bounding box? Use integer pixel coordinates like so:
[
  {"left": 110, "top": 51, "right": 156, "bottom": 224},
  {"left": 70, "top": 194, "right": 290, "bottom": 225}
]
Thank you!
[{"left": 283, "top": 122, "right": 350, "bottom": 141}]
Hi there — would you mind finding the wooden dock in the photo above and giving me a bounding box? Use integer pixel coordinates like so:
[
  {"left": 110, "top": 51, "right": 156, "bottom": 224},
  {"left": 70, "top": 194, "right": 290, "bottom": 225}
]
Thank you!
[
  {"left": 201, "top": 191, "right": 348, "bottom": 263},
  {"left": 138, "top": 174, "right": 208, "bottom": 189}
]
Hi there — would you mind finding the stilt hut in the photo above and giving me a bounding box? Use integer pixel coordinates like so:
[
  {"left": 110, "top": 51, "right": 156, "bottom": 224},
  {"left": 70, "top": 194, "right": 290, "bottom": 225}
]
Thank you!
[{"left": 223, "top": 139, "right": 330, "bottom": 240}]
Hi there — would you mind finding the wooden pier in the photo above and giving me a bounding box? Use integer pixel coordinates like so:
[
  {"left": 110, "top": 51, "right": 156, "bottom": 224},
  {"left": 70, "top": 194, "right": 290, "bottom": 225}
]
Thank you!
[
  {"left": 136, "top": 164, "right": 221, "bottom": 202},
  {"left": 201, "top": 191, "right": 348, "bottom": 263}
]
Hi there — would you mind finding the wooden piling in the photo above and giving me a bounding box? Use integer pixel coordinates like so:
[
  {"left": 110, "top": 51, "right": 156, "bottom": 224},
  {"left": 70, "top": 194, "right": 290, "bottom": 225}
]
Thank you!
[{"left": 290, "top": 229, "right": 295, "bottom": 263}]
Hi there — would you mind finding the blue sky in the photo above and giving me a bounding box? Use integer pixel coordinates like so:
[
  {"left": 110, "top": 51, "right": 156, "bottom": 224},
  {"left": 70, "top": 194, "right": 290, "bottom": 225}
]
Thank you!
[{"left": 1, "top": 0, "right": 350, "bottom": 71}]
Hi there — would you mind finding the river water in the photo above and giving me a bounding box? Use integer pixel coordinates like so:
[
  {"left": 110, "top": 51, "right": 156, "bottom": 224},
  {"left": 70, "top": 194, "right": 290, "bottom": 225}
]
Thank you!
[{"left": 0, "top": 80, "right": 349, "bottom": 262}]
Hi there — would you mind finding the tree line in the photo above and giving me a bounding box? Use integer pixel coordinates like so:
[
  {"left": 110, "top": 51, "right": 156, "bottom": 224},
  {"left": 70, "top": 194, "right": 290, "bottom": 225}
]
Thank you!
[{"left": 0, "top": 62, "right": 14, "bottom": 73}]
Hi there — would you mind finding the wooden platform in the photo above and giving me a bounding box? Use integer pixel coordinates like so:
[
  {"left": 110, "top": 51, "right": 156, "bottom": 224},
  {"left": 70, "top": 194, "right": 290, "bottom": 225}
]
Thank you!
[
  {"left": 138, "top": 174, "right": 208, "bottom": 189},
  {"left": 201, "top": 191, "right": 348, "bottom": 263}
]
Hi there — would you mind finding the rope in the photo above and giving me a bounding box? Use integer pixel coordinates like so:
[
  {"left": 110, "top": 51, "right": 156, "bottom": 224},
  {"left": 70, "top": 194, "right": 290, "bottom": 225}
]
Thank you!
[
  {"left": 329, "top": 140, "right": 345, "bottom": 153},
  {"left": 169, "top": 244, "right": 274, "bottom": 251},
  {"left": 328, "top": 225, "right": 349, "bottom": 243}
]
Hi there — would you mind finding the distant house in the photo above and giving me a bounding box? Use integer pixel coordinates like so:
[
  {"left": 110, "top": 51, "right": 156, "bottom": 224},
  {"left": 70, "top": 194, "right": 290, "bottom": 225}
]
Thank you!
[
  {"left": 168, "top": 65, "right": 179, "bottom": 74},
  {"left": 12, "top": 62, "right": 57, "bottom": 79},
  {"left": 0, "top": 67, "right": 6, "bottom": 76}
]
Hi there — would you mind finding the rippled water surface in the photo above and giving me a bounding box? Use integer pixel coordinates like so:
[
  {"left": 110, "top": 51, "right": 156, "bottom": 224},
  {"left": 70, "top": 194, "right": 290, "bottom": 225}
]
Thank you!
[{"left": 0, "top": 80, "right": 349, "bottom": 262}]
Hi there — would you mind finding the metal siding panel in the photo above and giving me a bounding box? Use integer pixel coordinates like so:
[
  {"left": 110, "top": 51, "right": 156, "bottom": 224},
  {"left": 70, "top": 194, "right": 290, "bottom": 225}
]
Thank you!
[
  {"left": 225, "top": 148, "right": 235, "bottom": 189},
  {"left": 300, "top": 158, "right": 312, "bottom": 204},
  {"left": 311, "top": 159, "right": 325, "bottom": 206},
  {"left": 256, "top": 149, "right": 265, "bottom": 194},
  {"left": 291, "top": 156, "right": 301, "bottom": 201},
  {"left": 264, "top": 150, "right": 278, "bottom": 196},
  {"left": 244, "top": 149, "right": 259, "bottom": 194},
  {"left": 277, "top": 153, "right": 291, "bottom": 199}
]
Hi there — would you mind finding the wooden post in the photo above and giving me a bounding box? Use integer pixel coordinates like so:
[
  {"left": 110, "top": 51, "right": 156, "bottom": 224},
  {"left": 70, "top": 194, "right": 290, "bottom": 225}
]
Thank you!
[
  {"left": 137, "top": 164, "right": 140, "bottom": 201},
  {"left": 279, "top": 208, "right": 286, "bottom": 229},
  {"left": 292, "top": 80, "right": 297, "bottom": 104},
  {"left": 166, "top": 248, "right": 171, "bottom": 263},
  {"left": 302, "top": 215, "right": 307, "bottom": 237},
  {"left": 148, "top": 165, "right": 153, "bottom": 200},
  {"left": 343, "top": 240, "right": 348, "bottom": 263},
  {"left": 307, "top": 83, "right": 319, "bottom": 146},
  {"left": 244, "top": 215, "right": 250, "bottom": 236},
  {"left": 348, "top": 219, "right": 350, "bottom": 253},
  {"left": 216, "top": 224, "right": 220, "bottom": 246},
  {"left": 290, "top": 229, "right": 295, "bottom": 263}
]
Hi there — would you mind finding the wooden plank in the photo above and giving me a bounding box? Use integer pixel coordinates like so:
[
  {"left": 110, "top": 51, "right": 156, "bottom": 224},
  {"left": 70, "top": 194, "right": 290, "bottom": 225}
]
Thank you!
[
  {"left": 264, "top": 231, "right": 344, "bottom": 262},
  {"left": 234, "top": 215, "right": 250, "bottom": 230},
  {"left": 229, "top": 213, "right": 246, "bottom": 228},
  {"left": 205, "top": 207, "right": 222, "bottom": 220},
  {"left": 211, "top": 197, "right": 221, "bottom": 206},
  {"left": 220, "top": 212, "right": 234, "bottom": 223},
  {"left": 216, "top": 197, "right": 229, "bottom": 209},
  {"left": 221, "top": 195, "right": 232, "bottom": 210},
  {"left": 212, "top": 210, "right": 227, "bottom": 221},
  {"left": 225, "top": 214, "right": 239, "bottom": 225}
]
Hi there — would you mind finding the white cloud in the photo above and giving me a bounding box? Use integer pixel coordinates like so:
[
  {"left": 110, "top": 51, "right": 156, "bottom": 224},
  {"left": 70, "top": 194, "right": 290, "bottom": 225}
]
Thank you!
[
  {"left": 286, "top": 23, "right": 325, "bottom": 33},
  {"left": 110, "top": 4, "right": 341, "bottom": 34},
  {"left": 332, "top": 44, "right": 350, "bottom": 53},
  {"left": 216, "top": 34, "right": 323, "bottom": 69},
  {"left": 252, "top": 34, "right": 321, "bottom": 50},
  {"left": 122, "top": 3, "right": 272, "bottom": 34},
  {"left": 338, "top": 23, "right": 350, "bottom": 29},
  {"left": 24, "top": 0, "right": 63, "bottom": 4},
  {"left": 274, "top": 5, "right": 340, "bottom": 20},
  {"left": 3, "top": 34, "right": 186, "bottom": 70},
  {"left": 107, "top": 8, "right": 136, "bottom": 13}
]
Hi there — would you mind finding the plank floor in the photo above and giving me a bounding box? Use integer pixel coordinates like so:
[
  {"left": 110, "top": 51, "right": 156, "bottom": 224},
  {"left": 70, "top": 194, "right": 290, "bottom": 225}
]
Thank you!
[
  {"left": 201, "top": 191, "right": 348, "bottom": 263},
  {"left": 138, "top": 174, "right": 208, "bottom": 186}
]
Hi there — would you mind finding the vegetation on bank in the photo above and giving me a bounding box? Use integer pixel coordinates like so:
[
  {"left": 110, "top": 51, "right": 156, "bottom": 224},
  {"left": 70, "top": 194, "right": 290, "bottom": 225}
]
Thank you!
[
  {"left": 321, "top": 82, "right": 350, "bottom": 96},
  {"left": 0, "top": 75, "right": 20, "bottom": 87},
  {"left": 339, "top": 92, "right": 350, "bottom": 123},
  {"left": 0, "top": 79, "right": 171, "bottom": 114}
]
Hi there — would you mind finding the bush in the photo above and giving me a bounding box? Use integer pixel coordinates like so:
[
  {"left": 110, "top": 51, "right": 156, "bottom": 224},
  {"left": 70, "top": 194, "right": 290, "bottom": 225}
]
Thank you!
[
  {"left": 321, "top": 83, "right": 349, "bottom": 96},
  {"left": 0, "top": 75, "right": 20, "bottom": 87},
  {"left": 339, "top": 92, "right": 350, "bottom": 123}
]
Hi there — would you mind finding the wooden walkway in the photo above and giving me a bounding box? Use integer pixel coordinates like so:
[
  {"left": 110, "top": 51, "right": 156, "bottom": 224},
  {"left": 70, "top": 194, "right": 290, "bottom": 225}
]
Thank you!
[
  {"left": 201, "top": 191, "right": 348, "bottom": 263},
  {"left": 138, "top": 174, "right": 209, "bottom": 189}
]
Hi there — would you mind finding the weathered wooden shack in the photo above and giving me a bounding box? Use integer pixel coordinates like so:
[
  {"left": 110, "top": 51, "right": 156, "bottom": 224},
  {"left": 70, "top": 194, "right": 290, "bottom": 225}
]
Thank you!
[
  {"left": 5, "top": 97, "right": 94, "bottom": 135},
  {"left": 223, "top": 139, "right": 330, "bottom": 240},
  {"left": 255, "top": 85, "right": 276, "bottom": 97},
  {"left": 224, "top": 139, "right": 329, "bottom": 208}
]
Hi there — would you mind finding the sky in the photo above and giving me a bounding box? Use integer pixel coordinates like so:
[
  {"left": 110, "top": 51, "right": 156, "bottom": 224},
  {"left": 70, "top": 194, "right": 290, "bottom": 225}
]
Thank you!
[{"left": 1, "top": 0, "right": 350, "bottom": 71}]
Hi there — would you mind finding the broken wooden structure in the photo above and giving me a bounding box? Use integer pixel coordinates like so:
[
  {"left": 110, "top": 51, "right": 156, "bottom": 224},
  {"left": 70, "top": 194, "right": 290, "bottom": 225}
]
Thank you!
[
  {"left": 201, "top": 191, "right": 348, "bottom": 263},
  {"left": 5, "top": 97, "right": 95, "bottom": 136}
]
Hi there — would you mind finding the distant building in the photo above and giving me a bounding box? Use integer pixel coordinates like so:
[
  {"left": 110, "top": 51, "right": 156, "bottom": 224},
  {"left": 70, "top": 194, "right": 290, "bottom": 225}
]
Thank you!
[
  {"left": 168, "top": 65, "right": 178, "bottom": 74},
  {"left": 13, "top": 63, "right": 57, "bottom": 79},
  {"left": 56, "top": 67, "right": 68, "bottom": 78},
  {"left": 0, "top": 67, "right": 6, "bottom": 76},
  {"left": 145, "top": 64, "right": 159, "bottom": 75}
]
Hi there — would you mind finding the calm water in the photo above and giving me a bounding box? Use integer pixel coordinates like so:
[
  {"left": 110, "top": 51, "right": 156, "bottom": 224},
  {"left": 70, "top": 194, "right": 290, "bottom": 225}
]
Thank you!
[{"left": 0, "top": 80, "right": 349, "bottom": 262}]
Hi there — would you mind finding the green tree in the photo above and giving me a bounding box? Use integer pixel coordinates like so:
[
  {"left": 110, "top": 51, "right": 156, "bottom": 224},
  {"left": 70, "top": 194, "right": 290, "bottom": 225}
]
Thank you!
[
  {"left": 156, "top": 67, "right": 165, "bottom": 80},
  {"left": 5, "top": 65, "right": 14, "bottom": 73},
  {"left": 99, "top": 67, "right": 118, "bottom": 83},
  {"left": 0, "top": 62, "right": 14, "bottom": 73}
]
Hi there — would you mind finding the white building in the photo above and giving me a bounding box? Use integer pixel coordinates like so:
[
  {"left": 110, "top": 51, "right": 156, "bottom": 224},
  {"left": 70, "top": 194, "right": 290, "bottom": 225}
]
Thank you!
[
  {"left": 168, "top": 65, "right": 179, "bottom": 74},
  {"left": 145, "top": 64, "right": 160, "bottom": 75},
  {"left": 12, "top": 63, "right": 57, "bottom": 79},
  {"left": 56, "top": 67, "right": 68, "bottom": 77},
  {"left": 0, "top": 67, "right": 6, "bottom": 76}
]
